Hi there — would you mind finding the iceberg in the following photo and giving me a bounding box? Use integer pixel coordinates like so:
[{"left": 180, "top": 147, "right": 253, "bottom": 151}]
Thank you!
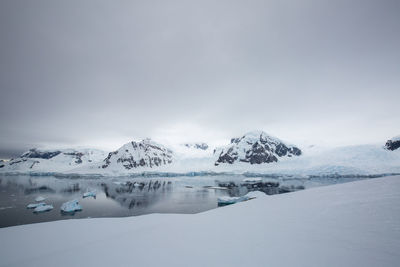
[
  {"left": 33, "top": 204, "right": 53, "bottom": 213},
  {"left": 203, "top": 186, "right": 228, "bottom": 190},
  {"left": 27, "top": 202, "right": 46, "bottom": 209},
  {"left": 242, "top": 178, "right": 262, "bottom": 183},
  {"left": 61, "top": 200, "right": 82, "bottom": 213},
  {"left": 83, "top": 190, "right": 96, "bottom": 199},
  {"left": 35, "top": 196, "right": 46, "bottom": 202},
  {"left": 218, "top": 191, "right": 265, "bottom": 206}
]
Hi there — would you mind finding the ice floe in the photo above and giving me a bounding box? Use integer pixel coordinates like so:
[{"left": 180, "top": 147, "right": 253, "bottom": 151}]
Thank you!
[
  {"left": 218, "top": 191, "right": 265, "bottom": 206},
  {"left": 242, "top": 178, "right": 262, "bottom": 183},
  {"left": 33, "top": 204, "right": 53, "bottom": 213},
  {"left": 61, "top": 200, "right": 82, "bottom": 213},
  {"left": 27, "top": 202, "right": 46, "bottom": 209},
  {"left": 83, "top": 190, "right": 96, "bottom": 198},
  {"left": 35, "top": 196, "right": 46, "bottom": 202}
]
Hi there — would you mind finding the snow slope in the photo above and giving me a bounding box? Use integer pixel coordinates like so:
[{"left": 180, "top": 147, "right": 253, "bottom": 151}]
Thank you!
[{"left": 0, "top": 176, "right": 399, "bottom": 267}]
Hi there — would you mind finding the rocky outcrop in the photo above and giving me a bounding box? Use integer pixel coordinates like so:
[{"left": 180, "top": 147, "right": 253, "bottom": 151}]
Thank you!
[
  {"left": 21, "top": 149, "right": 61, "bottom": 159},
  {"left": 214, "top": 131, "right": 301, "bottom": 166},
  {"left": 101, "top": 139, "right": 173, "bottom": 170},
  {"left": 385, "top": 136, "right": 400, "bottom": 151},
  {"left": 183, "top": 143, "right": 209, "bottom": 150}
]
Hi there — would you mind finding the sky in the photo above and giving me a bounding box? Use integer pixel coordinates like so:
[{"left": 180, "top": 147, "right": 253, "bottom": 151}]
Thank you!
[{"left": 0, "top": 0, "right": 399, "bottom": 157}]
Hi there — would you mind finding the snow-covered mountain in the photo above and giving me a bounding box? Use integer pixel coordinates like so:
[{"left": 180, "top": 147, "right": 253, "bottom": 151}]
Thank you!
[
  {"left": 214, "top": 131, "right": 301, "bottom": 166},
  {"left": 2, "top": 133, "right": 400, "bottom": 177},
  {"left": 99, "top": 139, "right": 173, "bottom": 171},
  {"left": 385, "top": 136, "right": 400, "bottom": 151},
  {"left": 0, "top": 148, "right": 107, "bottom": 173}
]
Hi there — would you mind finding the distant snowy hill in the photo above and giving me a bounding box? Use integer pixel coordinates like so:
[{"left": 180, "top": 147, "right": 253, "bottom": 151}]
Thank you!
[
  {"left": 385, "top": 135, "right": 400, "bottom": 151},
  {"left": 0, "top": 148, "right": 107, "bottom": 173},
  {"left": 214, "top": 131, "right": 301, "bottom": 166},
  {"left": 2, "top": 133, "right": 400, "bottom": 177},
  {"left": 99, "top": 139, "right": 173, "bottom": 171}
]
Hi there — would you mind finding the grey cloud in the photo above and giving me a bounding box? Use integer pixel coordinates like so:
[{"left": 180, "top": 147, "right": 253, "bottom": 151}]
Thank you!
[{"left": 0, "top": 0, "right": 399, "bottom": 157}]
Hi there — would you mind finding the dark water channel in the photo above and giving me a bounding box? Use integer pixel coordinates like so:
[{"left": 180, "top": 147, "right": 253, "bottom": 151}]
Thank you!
[{"left": 0, "top": 174, "right": 367, "bottom": 228}]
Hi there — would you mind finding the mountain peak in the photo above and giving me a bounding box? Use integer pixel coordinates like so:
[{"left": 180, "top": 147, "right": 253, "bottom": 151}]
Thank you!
[
  {"left": 215, "top": 131, "right": 301, "bottom": 165},
  {"left": 101, "top": 139, "right": 173, "bottom": 170}
]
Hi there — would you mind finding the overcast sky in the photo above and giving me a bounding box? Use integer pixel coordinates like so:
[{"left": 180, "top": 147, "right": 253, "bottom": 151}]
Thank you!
[{"left": 0, "top": 0, "right": 399, "bottom": 157}]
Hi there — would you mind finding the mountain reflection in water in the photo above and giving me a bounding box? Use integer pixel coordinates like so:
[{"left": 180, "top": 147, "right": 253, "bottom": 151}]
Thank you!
[{"left": 0, "top": 175, "right": 366, "bottom": 228}]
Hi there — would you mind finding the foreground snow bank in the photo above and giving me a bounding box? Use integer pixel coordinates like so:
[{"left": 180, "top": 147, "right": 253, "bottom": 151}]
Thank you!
[{"left": 1, "top": 176, "right": 399, "bottom": 267}]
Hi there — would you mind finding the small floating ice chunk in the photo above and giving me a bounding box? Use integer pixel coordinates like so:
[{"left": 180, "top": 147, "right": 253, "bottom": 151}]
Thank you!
[
  {"left": 218, "top": 191, "right": 265, "bottom": 206},
  {"left": 0, "top": 206, "right": 13, "bottom": 210},
  {"left": 35, "top": 196, "right": 46, "bottom": 202},
  {"left": 244, "top": 191, "right": 266, "bottom": 199},
  {"left": 61, "top": 200, "right": 82, "bottom": 213},
  {"left": 113, "top": 181, "right": 127, "bottom": 186},
  {"left": 203, "top": 186, "right": 228, "bottom": 190},
  {"left": 27, "top": 202, "right": 46, "bottom": 209},
  {"left": 83, "top": 190, "right": 96, "bottom": 198},
  {"left": 33, "top": 204, "right": 53, "bottom": 213},
  {"left": 242, "top": 178, "right": 262, "bottom": 183},
  {"left": 217, "top": 196, "right": 246, "bottom": 206}
]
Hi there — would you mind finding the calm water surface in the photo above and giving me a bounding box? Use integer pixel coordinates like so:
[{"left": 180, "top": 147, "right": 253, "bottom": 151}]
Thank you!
[{"left": 0, "top": 174, "right": 368, "bottom": 228}]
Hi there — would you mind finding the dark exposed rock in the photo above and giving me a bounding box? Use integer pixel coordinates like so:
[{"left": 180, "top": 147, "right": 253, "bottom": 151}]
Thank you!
[
  {"left": 385, "top": 137, "right": 400, "bottom": 151},
  {"left": 183, "top": 143, "right": 209, "bottom": 150},
  {"left": 21, "top": 149, "right": 61, "bottom": 159},
  {"left": 9, "top": 159, "right": 27, "bottom": 165},
  {"left": 30, "top": 161, "right": 40, "bottom": 169}
]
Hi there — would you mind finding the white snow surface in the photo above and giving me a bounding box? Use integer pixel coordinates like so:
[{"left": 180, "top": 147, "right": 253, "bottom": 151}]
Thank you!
[
  {"left": 390, "top": 135, "right": 400, "bottom": 142},
  {"left": 0, "top": 176, "right": 399, "bottom": 267}
]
